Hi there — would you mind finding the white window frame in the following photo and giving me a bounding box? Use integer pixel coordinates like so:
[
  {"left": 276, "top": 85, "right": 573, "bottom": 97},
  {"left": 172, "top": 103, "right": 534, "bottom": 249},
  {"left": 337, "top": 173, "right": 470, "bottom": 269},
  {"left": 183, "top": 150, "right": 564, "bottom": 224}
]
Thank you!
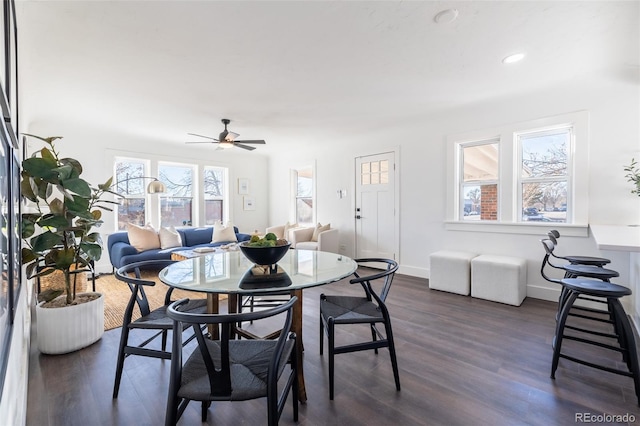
[
  {"left": 445, "top": 111, "right": 589, "bottom": 236},
  {"left": 516, "top": 126, "right": 573, "bottom": 223},
  {"left": 458, "top": 139, "right": 500, "bottom": 221},
  {"left": 113, "top": 157, "right": 152, "bottom": 230},
  {"left": 203, "top": 165, "right": 229, "bottom": 225},
  {"left": 158, "top": 161, "right": 197, "bottom": 228},
  {"left": 291, "top": 164, "right": 316, "bottom": 226}
]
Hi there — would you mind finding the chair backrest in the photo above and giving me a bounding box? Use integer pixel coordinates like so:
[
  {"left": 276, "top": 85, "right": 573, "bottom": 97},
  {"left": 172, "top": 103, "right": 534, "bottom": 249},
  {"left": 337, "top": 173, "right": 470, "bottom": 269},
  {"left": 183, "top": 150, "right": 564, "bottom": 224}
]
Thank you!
[
  {"left": 351, "top": 258, "right": 399, "bottom": 304},
  {"left": 167, "top": 296, "right": 297, "bottom": 398},
  {"left": 540, "top": 239, "right": 562, "bottom": 284},
  {"left": 548, "top": 229, "right": 561, "bottom": 239},
  {"left": 115, "top": 259, "right": 177, "bottom": 318}
]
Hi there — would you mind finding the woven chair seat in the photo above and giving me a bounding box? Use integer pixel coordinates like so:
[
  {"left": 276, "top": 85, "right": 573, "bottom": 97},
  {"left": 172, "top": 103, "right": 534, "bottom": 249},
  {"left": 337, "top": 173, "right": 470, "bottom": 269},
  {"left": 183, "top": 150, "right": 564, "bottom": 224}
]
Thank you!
[
  {"left": 321, "top": 296, "right": 383, "bottom": 324},
  {"left": 130, "top": 299, "right": 207, "bottom": 330}
]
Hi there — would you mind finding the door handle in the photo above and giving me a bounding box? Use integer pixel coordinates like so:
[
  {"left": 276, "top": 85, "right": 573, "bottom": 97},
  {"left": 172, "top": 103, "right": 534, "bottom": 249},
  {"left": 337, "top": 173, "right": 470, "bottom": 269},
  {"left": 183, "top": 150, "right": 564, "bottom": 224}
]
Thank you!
[{"left": 355, "top": 215, "right": 361, "bottom": 219}]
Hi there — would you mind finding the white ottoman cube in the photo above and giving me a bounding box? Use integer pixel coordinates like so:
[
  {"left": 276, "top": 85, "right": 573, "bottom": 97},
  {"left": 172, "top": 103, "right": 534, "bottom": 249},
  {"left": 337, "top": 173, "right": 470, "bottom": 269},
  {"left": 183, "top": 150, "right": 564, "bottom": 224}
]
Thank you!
[
  {"left": 471, "top": 255, "right": 527, "bottom": 306},
  {"left": 429, "top": 251, "right": 478, "bottom": 295}
]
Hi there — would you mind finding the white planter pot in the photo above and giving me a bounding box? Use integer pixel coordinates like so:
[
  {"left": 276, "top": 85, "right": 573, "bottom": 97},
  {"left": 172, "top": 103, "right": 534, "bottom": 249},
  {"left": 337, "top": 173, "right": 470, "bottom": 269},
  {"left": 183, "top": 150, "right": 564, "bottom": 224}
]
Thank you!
[{"left": 36, "top": 292, "right": 104, "bottom": 355}]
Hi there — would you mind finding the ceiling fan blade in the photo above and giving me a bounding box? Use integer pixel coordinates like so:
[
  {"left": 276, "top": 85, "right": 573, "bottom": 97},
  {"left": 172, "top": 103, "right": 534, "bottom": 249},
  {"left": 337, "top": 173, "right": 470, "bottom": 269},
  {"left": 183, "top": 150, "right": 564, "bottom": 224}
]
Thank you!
[
  {"left": 187, "top": 133, "right": 219, "bottom": 142},
  {"left": 234, "top": 143, "right": 257, "bottom": 151},
  {"left": 186, "top": 141, "right": 220, "bottom": 144},
  {"left": 226, "top": 131, "right": 240, "bottom": 141},
  {"left": 235, "top": 139, "right": 266, "bottom": 144}
]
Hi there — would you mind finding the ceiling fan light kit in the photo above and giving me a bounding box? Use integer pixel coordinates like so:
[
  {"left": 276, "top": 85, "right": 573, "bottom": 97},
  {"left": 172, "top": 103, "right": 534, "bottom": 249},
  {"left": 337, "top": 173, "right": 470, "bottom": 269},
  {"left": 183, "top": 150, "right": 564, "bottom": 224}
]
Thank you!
[{"left": 186, "top": 118, "right": 266, "bottom": 151}]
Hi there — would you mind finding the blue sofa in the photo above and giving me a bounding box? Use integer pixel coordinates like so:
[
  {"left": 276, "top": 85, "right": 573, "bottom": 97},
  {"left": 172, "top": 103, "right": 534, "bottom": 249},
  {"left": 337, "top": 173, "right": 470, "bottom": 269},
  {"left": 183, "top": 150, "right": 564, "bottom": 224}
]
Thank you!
[{"left": 107, "top": 226, "right": 251, "bottom": 269}]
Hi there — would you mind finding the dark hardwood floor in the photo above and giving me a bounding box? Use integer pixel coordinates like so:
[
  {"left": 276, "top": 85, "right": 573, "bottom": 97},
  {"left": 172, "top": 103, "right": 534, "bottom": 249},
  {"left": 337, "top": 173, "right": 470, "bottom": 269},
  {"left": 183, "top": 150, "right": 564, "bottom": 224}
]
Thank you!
[{"left": 26, "top": 274, "right": 640, "bottom": 425}]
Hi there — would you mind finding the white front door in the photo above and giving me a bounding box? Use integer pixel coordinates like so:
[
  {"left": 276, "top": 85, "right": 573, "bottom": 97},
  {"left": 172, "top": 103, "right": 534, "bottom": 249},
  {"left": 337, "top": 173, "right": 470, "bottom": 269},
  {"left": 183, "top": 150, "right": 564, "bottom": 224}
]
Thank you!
[{"left": 355, "top": 152, "right": 396, "bottom": 260}]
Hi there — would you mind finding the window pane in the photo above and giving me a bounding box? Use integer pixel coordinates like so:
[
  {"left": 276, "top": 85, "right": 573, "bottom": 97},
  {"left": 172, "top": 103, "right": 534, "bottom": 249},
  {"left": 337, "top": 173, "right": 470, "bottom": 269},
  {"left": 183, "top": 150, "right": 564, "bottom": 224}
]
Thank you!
[
  {"left": 521, "top": 130, "right": 569, "bottom": 178},
  {"left": 371, "top": 173, "right": 380, "bottom": 184},
  {"left": 380, "top": 172, "right": 389, "bottom": 184},
  {"left": 115, "top": 161, "right": 145, "bottom": 195},
  {"left": 522, "top": 181, "right": 567, "bottom": 222},
  {"left": 118, "top": 199, "right": 145, "bottom": 230},
  {"left": 462, "top": 184, "right": 497, "bottom": 221},
  {"left": 361, "top": 174, "right": 370, "bottom": 185},
  {"left": 159, "top": 164, "right": 193, "bottom": 197},
  {"left": 204, "top": 168, "right": 224, "bottom": 198},
  {"left": 296, "top": 175, "right": 313, "bottom": 197},
  {"left": 371, "top": 161, "right": 379, "bottom": 173},
  {"left": 380, "top": 160, "right": 388, "bottom": 172},
  {"left": 161, "top": 198, "right": 193, "bottom": 227},
  {"left": 296, "top": 198, "right": 313, "bottom": 224},
  {"left": 463, "top": 143, "right": 499, "bottom": 182},
  {"left": 361, "top": 163, "right": 370, "bottom": 173},
  {"left": 204, "top": 200, "right": 223, "bottom": 225}
]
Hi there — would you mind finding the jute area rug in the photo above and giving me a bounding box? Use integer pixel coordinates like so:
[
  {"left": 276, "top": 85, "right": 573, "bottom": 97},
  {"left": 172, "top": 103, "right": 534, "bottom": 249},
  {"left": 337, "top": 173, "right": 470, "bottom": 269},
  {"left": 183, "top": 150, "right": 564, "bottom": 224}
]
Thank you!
[{"left": 94, "top": 270, "right": 210, "bottom": 331}]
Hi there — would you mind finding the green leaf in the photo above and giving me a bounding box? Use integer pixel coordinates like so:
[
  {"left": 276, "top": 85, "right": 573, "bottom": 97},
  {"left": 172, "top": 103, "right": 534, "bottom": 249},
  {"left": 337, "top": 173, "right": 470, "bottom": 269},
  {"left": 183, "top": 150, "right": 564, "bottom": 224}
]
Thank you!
[
  {"left": 62, "top": 178, "right": 91, "bottom": 197},
  {"left": 39, "top": 215, "right": 70, "bottom": 229},
  {"left": 21, "top": 220, "right": 35, "bottom": 239},
  {"left": 23, "top": 134, "right": 63, "bottom": 144},
  {"left": 49, "top": 198, "right": 65, "bottom": 215},
  {"left": 40, "top": 147, "right": 56, "bottom": 162},
  {"left": 21, "top": 247, "right": 37, "bottom": 265},
  {"left": 60, "top": 158, "right": 83, "bottom": 177},
  {"left": 80, "top": 242, "right": 102, "bottom": 261},
  {"left": 31, "top": 231, "right": 63, "bottom": 252},
  {"left": 55, "top": 164, "right": 73, "bottom": 181},
  {"left": 20, "top": 177, "right": 37, "bottom": 202},
  {"left": 65, "top": 195, "right": 90, "bottom": 217},
  {"left": 22, "top": 157, "right": 58, "bottom": 180}
]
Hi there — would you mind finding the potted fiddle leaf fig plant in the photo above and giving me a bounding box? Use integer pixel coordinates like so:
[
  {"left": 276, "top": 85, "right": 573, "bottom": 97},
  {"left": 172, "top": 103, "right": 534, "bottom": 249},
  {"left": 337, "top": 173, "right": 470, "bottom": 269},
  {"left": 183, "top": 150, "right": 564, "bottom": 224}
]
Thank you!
[{"left": 21, "top": 134, "right": 117, "bottom": 354}]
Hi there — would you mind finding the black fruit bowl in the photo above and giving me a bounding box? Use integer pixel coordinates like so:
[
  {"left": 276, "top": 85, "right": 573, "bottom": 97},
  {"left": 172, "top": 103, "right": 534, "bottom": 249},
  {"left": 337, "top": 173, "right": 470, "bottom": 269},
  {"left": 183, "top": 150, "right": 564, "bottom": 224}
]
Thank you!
[{"left": 239, "top": 241, "right": 291, "bottom": 267}]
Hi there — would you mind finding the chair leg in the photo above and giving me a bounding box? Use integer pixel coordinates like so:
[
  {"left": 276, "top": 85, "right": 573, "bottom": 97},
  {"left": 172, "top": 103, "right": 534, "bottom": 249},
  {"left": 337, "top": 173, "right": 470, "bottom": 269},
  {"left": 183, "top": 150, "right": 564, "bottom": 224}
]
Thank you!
[
  {"left": 162, "top": 330, "right": 168, "bottom": 351},
  {"left": 164, "top": 395, "right": 179, "bottom": 426},
  {"left": 370, "top": 324, "right": 379, "bottom": 354},
  {"left": 292, "top": 344, "right": 299, "bottom": 421},
  {"left": 201, "top": 401, "right": 210, "bottom": 422},
  {"left": 319, "top": 316, "right": 324, "bottom": 355},
  {"left": 113, "top": 326, "right": 130, "bottom": 398},
  {"left": 384, "top": 320, "right": 401, "bottom": 391},
  {"left": 328, "top": 318, "right": 335, "bottom": 400},
  {"left": 551, "top": 291, "right": 578, "bottom": 379}
]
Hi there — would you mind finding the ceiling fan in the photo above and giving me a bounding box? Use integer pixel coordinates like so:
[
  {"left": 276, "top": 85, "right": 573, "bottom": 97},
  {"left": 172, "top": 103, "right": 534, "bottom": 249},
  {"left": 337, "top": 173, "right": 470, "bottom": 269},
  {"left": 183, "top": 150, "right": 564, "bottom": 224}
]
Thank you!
[{"left": 186, "top": 118, "right": 266, "bottom": 151}]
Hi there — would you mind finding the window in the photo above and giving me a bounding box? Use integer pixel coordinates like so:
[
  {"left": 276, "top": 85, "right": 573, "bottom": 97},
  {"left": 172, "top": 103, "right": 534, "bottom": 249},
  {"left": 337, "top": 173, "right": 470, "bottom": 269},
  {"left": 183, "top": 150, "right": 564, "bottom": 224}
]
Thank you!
[
  {"left": 159, "top": 163, "right": 194, "bottom": 227},
  {"left": 114, "top": 159, "right": 148, "bottom": 230},
  {"left": 518, "top": 128, "right": 570, "bottom": 223},
  {"left": 361, "top": 159, "right": 389, "bottom": 185},
  {"left": 446, "top": 111, "right": 588, "bottom": 230},
  {"left": 203, "top": 166, "right": 226, "bottom": 225},
  {"left": 460, "top": 141, "right": 499, "bottom": 221},
  {"left": 293, "top": 166, "right": 314, "bottom": 225}
]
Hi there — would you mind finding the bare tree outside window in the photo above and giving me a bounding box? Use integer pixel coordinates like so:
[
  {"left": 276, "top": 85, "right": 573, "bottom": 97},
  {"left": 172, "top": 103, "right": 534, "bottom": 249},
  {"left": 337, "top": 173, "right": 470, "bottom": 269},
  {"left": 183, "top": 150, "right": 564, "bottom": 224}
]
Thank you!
[
  {"left": 520, "top": 129, "right": 570, "bottom": 222},
  {"left": 160, "top": 164, "right": 193, "bottom": 227},
  {"left": 114, "top": 159, "right": 146, "bottom": 229}
]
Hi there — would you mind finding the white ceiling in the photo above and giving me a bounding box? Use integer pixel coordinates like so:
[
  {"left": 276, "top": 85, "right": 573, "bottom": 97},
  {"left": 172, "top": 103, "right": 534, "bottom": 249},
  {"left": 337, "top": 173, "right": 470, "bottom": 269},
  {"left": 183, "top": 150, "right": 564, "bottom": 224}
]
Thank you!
[{"left": 16, "top": 1, "right": 639, "bottom": 155}]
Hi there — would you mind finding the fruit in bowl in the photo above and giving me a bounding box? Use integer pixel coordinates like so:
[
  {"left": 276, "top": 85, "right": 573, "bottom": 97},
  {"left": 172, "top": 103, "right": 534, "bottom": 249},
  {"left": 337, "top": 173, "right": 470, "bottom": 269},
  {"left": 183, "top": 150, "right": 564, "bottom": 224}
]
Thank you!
[{"left": 239, "top": 233, "right": 291, "bottom": 267}]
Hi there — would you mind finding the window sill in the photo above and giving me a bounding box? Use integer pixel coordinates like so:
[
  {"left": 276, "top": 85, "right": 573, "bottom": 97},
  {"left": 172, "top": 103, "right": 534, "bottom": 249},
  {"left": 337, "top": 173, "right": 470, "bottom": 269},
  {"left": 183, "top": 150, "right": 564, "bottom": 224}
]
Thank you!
[{"left": 444, "top": 221, "right": 589, "bottom": 237}]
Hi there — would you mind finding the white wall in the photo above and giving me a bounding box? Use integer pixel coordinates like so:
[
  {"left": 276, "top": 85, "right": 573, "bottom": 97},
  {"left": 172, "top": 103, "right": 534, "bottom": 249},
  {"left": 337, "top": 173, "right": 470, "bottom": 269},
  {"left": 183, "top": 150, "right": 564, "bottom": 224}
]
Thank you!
[{"left": 268, "top": 77, "right": 639, "bottom": 303}]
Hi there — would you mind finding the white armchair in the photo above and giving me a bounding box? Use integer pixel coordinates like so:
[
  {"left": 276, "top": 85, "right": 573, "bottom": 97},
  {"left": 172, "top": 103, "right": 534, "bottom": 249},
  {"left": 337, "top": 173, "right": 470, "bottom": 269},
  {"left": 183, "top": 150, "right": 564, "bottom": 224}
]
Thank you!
[{"left": 291, "top": 227, "right": 339, "bottom": 253}]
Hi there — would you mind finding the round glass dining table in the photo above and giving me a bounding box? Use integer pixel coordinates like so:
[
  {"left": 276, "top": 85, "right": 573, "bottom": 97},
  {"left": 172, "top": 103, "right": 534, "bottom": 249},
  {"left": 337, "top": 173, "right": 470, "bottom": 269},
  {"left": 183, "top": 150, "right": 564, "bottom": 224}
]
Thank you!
[{"left": 159, "top": 249, "right": 357, "bottom": 402}]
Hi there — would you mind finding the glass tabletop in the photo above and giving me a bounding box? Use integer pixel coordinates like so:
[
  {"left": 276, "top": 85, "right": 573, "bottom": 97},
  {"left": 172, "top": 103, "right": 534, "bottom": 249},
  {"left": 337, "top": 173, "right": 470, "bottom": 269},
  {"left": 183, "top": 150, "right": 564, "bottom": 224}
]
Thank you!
[{"left": 159, "top": 249, "right": 357, "bottom": 294}]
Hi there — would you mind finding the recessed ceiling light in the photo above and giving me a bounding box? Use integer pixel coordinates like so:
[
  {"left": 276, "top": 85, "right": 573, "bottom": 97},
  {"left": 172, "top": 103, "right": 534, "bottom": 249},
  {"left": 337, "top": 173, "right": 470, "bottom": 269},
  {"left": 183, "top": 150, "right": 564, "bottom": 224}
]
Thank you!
[
  {"left": 434, "top": 9, "right": 459, "bottom": 24},
  {"left": 502, "top": 53, "right": 526, "bottom": 64}
]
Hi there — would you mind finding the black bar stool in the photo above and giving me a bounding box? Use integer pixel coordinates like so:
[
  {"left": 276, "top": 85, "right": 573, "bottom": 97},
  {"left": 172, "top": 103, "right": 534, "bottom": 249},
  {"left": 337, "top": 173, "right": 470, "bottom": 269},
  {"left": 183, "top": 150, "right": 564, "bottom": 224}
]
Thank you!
[
  {"left": 548, "top": 230, "right": 611, "bottom": 266},
  {"left": 551, "top": 278, "right": 640, "bottom": 405}
]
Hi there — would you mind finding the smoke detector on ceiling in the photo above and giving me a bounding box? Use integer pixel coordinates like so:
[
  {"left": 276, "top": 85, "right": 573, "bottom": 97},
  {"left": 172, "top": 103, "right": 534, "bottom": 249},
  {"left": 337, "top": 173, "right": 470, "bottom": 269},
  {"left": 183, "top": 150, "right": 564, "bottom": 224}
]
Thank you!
[{"left": 434, "top": 9, "right": 459, "bottom": 24}]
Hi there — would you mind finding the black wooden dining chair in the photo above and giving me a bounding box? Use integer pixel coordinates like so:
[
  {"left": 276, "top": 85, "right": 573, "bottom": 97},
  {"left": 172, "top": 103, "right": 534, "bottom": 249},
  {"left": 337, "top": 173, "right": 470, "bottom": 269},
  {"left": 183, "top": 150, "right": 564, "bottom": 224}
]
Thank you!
[
  {"left": 319, "top": 258, "right": 400, "bottom": 400},
  {"left": 165, "top": 296, "right": 298, "bottom": 426},
  {"left": 112, "top": 259, "right": 208, "bottom": 398}
]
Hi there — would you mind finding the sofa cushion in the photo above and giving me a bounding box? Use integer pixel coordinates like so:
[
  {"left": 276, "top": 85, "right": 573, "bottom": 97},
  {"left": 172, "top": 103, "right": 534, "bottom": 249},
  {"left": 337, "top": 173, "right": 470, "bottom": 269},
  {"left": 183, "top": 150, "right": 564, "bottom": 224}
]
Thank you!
[
  {"left": 159, "top": 226, "right": 183, "bottom": 249},
  {"left": 283, "top": 221, "right": 298, "bottom": 241},
  {"left": 127, "top": 223, "right": 161, "bottom": 252},
  {"left": 311, "top": 223, "right": 331, "bottom": 242},
  {"left": 178, "top": 227, "right": 213, "bottom": 246},
  {"left": 212, "top": 221, "right": 238, "bottom": 243}
]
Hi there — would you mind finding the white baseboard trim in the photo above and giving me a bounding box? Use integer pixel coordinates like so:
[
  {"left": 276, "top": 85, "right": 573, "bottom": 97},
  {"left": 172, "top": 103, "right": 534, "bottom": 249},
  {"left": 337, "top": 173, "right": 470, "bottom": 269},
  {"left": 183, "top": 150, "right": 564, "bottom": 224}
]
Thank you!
[{"left": 398, "top": 265, "right": 429, "bottom": 279}]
